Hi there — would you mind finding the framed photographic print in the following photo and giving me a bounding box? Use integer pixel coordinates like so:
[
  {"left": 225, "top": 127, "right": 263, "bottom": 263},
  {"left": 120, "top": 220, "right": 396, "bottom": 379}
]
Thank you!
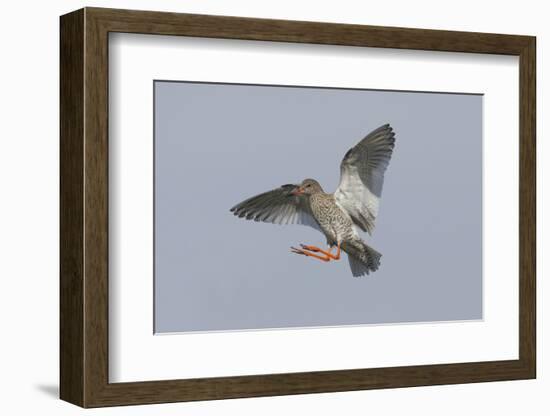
[{"left": 60, "top": 7, "right": 536, "bottom": 408}]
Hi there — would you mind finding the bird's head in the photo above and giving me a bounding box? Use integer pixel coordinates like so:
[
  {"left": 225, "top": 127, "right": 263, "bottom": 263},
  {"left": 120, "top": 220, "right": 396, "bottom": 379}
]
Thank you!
[{"left": 291, "top": 178, "right": 323, "bottom": 196}]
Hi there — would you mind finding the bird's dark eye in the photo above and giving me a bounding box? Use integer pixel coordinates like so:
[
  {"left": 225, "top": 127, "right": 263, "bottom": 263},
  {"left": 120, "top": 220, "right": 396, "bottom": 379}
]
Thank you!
[{"left": 306, "top": 184, "right": 311, "bottom": 188}]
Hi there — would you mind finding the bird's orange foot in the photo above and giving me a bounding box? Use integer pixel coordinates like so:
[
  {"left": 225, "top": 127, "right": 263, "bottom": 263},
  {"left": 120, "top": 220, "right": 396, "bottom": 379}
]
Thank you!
[
  {"left": 299, "top": 244, "right": 323, "bottom": 252},
  {"left": 290, "top": 246, "right": 330, "bottom": 262},
  {"left": 301, "top": 243, "right": 341, "bottom": 260},
  {"left": 290, "top": 243, "right": 341, "bottom": 262}
]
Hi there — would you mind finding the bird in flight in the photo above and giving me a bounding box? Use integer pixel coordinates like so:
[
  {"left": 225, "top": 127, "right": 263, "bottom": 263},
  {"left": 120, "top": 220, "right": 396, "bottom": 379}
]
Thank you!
[{"left": 230, "top": 124, "right": 396, "bottom": 277}]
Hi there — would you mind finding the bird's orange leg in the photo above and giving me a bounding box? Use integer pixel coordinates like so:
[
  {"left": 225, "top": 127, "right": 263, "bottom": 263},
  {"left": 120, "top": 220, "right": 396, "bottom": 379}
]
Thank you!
[
  {"left": 290, "top": 242, "right": 341, "bottom": 262},
  {"left": 300, "top": 243, "right": 341, "bottom": 260},
  {"left": 290, "top": 247, "right": 330, "bottom": 262}
]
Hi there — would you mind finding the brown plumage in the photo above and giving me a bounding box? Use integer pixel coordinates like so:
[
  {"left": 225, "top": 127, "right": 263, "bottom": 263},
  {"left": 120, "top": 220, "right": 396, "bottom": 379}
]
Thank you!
[{"left": 230, "top": 124, "right": 396, "bottom": 277}]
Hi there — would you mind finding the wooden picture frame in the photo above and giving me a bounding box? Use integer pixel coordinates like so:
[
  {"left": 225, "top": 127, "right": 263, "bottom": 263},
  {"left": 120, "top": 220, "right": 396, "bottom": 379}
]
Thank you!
[{"left": 60, "top": 7, "right": 536, "bottom": 408}]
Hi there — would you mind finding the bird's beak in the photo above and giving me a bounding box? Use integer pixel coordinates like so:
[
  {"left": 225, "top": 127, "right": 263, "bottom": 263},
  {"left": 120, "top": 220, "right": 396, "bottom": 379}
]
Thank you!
[{"left": 291, "top": 187, "right": 304, "bottom": 196}]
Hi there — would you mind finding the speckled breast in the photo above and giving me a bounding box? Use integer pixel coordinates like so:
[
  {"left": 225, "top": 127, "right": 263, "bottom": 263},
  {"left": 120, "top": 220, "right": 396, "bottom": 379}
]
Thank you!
[{"left": 309, "top": 193, "right": 354, "bottom": 244}]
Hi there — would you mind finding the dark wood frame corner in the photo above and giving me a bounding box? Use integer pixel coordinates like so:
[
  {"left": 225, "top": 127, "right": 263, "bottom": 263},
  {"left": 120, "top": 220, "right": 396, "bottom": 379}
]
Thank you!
[{"left": 60, "top": 7, "right": 536, "bottom": 408}]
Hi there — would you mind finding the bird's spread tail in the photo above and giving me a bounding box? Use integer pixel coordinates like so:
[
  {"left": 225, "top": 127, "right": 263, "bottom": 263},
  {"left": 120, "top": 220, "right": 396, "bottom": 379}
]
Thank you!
[{"left": 343, "top": 240, "right": 381, "bottom": 277}]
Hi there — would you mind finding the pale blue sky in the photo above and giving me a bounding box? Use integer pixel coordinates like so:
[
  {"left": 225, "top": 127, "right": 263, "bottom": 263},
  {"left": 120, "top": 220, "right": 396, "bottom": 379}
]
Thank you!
[{"left": 154, "top": 81, "right": 482, "bottom": 333}]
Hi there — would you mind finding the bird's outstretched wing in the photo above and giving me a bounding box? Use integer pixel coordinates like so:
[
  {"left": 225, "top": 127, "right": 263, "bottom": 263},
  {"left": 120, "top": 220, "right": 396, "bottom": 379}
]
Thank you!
[
  {"left": 334, "top": 124, "right": 396, "bottom": 234},
  {"left": 230, "top": 184, "right": 321, "bottom": 230}
]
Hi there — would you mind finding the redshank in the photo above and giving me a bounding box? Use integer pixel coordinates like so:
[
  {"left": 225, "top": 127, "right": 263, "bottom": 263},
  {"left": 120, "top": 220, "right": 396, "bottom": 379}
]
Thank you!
[{"left": 230, "top": 124, "right": 396, "bottom": 277}]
